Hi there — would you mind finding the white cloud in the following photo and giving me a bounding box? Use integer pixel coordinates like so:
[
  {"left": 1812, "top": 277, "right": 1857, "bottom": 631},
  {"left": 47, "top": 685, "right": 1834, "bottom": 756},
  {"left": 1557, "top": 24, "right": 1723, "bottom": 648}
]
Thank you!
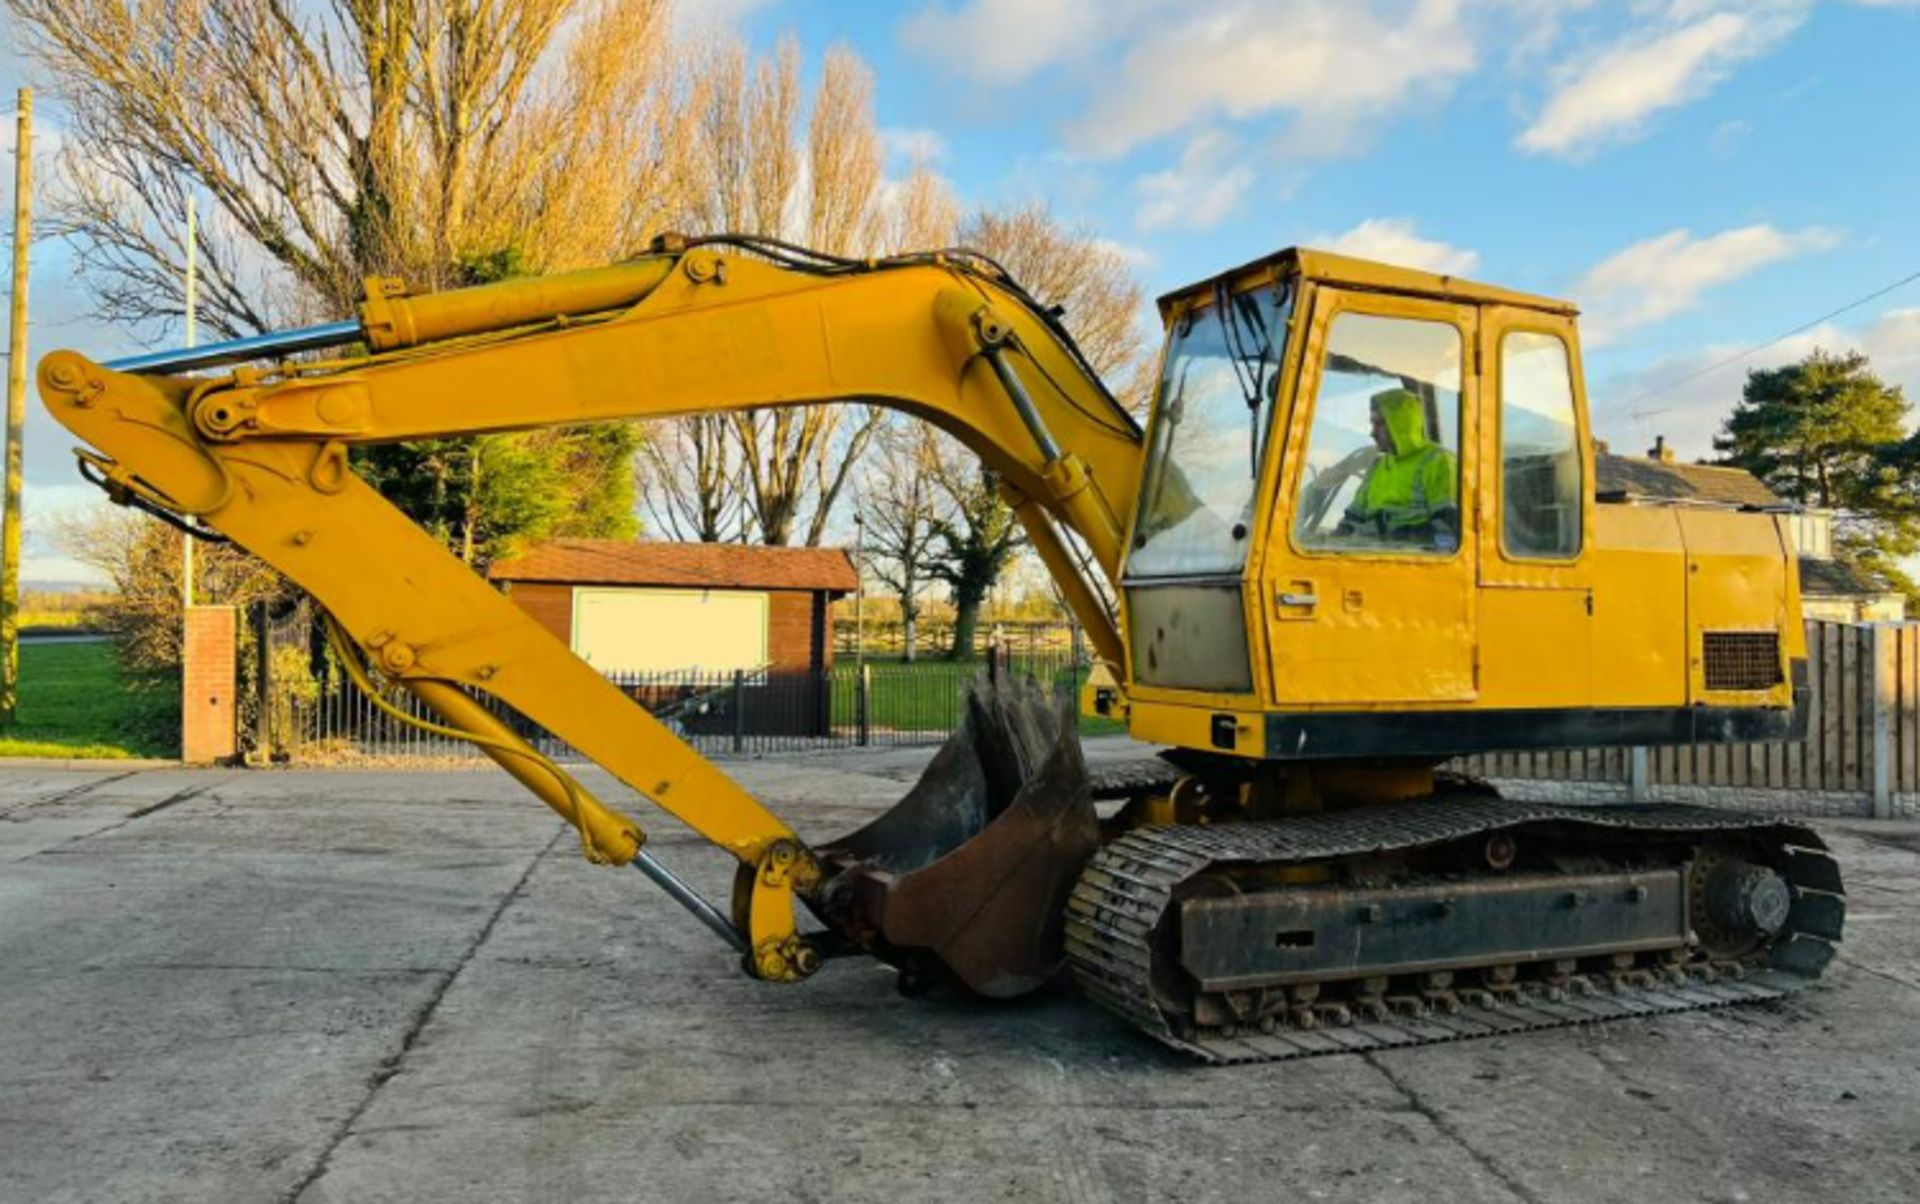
[
  {"left": 1091, "top": 237, "right": 1154, "bottom": 270},
  {"left": 671, "top": 0, "right": 777, "bottom": 35},
  {"left": 1491, "top": 0, "right": 1606, "bottom": 69},
  {"left": 1707, "top": 117, "right": 1751, "bottom": 160},
  {"left": 1132, "top": 130, "right": 1255, "bottom": 232},
  {"left": 898, "top": 1, "right": 1887, "bottom": 165},
  {"left": 1313, "top": 218, "right": 1480, "bottom": 276},
  {"left": 898, "top": 0, "right": 1101, "bottom": 85},
  {"left": 879, "top": 127, "right": 949, "bottom": 164},
  {"left": 1577, "top": 223, "right": 1839, "bottom": 346},
  {"left": 1069, "top": 0, "right": 1477, "bottom": 157},
  {"left": 1518, "top": 6, "right": 1804, "bottom": 157}
]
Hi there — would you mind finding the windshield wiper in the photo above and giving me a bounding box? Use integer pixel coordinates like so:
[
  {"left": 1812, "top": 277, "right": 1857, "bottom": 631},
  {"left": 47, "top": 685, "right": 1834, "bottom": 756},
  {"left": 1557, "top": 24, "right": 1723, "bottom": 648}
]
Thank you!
[
  {"left": 1215, "top": 281, "right": 1263, "bottom": 413},
  {"left": 1216, "top": 282, "right": 1276, "bottom": 480}
]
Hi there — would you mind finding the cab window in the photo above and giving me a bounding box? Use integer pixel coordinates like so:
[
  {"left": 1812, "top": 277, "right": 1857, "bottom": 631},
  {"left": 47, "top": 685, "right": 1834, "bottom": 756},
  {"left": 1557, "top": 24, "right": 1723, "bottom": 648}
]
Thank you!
[
  {"left": 1499, "top": 331, "right": 1582, "bottom": 560},
  {"left": 1128, "top": 285, "right": 1292, "bottom": 578},
  {"left": 1293, "top": 312, "right": 1463, "bottom": 555}
]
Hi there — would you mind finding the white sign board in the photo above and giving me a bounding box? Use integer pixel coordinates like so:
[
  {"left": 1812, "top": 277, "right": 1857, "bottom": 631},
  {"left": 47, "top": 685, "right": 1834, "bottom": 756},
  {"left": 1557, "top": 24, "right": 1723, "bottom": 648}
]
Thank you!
[{"left": 571, "top": 587, "right": 770, "bottom": 675}]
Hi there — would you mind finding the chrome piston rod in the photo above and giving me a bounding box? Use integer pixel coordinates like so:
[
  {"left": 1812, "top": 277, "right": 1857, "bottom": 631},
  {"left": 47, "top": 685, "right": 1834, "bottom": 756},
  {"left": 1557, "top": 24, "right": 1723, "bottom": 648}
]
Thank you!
[
  {"left": 632, "top": 849, "right": 749, "bottom": 954},
  {"left": 106, "top": 319, "right": 363, "bottom": 375}
]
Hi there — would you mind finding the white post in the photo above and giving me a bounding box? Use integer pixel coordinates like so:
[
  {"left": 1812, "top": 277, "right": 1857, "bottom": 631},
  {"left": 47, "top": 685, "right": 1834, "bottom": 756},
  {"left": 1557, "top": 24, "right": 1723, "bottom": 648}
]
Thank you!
[
  {"left": 1629, "top": 747, "right": 1650, "bottom": 803},
  {"left": 853, "top": 513, "right": 865, "bottom": 678}
]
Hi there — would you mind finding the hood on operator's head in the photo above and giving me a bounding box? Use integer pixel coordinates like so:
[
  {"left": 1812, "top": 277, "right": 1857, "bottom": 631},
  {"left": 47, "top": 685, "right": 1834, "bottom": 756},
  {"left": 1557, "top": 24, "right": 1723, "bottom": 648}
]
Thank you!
[{"left": 1370, "top": 388, "right": 1429, "bottom": 457}]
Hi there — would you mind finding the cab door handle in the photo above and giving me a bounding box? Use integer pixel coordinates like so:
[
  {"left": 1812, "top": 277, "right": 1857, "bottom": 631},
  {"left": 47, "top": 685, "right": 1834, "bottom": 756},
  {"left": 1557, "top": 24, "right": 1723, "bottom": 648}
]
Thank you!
[{"left": 1274, "top": 582, "right": 1318, "bottom": 620}]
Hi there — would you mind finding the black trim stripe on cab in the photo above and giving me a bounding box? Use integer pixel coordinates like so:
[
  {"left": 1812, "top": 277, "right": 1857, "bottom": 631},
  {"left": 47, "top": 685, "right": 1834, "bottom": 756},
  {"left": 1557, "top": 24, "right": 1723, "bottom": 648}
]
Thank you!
[{"left": 1258, "top": 658, "right": 1810, "bottom": 760}]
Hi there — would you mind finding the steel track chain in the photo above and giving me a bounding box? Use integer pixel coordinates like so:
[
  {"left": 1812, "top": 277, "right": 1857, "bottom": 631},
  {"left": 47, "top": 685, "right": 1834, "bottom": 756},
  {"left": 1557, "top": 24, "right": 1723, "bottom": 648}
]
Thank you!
[
  {"left": 1085, "top": 757, "right": 1184, "bottom": 801},
  {"left": 1064, "top": 796, "right": 1844, "bottom": 1064}
]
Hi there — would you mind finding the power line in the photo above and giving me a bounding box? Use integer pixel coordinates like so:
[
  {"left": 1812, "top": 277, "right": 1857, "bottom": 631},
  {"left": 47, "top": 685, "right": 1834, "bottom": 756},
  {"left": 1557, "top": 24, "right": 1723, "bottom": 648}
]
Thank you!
[{"left": 1624, "top": 264, "right": 1920, "bottom": 419}]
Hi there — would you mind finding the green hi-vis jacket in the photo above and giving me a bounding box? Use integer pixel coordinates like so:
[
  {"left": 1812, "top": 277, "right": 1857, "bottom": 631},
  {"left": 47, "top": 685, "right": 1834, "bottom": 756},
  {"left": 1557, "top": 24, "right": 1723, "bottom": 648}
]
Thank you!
[{"left": 1344, "top": 388, "right": 1457, "bottom": 535}]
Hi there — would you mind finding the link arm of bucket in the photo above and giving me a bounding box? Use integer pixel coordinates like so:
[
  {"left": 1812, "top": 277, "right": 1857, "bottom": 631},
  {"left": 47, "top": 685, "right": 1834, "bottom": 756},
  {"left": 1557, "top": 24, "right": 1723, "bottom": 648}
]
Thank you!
[{"left": 324, "top": 611, "right": 758, "bottom": 957}]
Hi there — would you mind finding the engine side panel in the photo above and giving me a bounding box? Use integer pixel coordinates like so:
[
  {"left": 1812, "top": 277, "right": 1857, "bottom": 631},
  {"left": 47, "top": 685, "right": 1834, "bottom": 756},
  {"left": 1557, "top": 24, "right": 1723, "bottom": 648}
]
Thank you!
[{"left": 1590, "top": 504, "right": 1689, "bottom": 708}]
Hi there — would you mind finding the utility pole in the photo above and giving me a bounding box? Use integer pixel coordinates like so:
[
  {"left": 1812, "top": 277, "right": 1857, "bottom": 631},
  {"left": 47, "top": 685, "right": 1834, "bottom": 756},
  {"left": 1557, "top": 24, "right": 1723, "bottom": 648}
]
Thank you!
[
  {"left": 1, "top": 89, "right": 32, "bottom": 726},
  {"left": 180, "top": 197, "right": 196, "bottom": 608}
]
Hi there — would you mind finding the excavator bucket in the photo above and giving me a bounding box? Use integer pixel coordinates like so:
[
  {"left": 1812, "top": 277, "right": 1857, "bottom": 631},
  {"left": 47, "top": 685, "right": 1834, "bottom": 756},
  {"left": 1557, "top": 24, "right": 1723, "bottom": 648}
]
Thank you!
[{"left": 816, "top": 677, "right": 1100, "bottom": 998}]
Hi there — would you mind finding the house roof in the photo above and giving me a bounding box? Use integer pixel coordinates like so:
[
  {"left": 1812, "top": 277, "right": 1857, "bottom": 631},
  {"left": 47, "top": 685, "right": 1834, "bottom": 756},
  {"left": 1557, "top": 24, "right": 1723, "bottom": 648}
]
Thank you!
[
  {"left": 489, "top": 539, "right": 858, "bottom": 593},
  {"left": 1595, "top": 454, "right": 1784, "bottom": 509},
  {"left": 1799, "top": 556, "right": 1894, "bottom": 598}
]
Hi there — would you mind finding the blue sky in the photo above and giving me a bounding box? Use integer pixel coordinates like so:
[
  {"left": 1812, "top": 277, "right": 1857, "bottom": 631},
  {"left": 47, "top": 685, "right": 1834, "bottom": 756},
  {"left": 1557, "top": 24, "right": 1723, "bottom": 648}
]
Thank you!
[
  {"left": 6, "top": 0, "right": 1920, "bottom": 582},
  {"left": 736, "top": 0, "right": 1920, "bottom": 452}
]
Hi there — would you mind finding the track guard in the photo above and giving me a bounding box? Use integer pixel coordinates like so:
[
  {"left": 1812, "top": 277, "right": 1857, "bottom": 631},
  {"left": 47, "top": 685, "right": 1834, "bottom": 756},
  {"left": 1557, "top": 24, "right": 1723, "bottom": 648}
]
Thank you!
[{"left": 818, "top": 677, "right": 1099, "bottom": 998}]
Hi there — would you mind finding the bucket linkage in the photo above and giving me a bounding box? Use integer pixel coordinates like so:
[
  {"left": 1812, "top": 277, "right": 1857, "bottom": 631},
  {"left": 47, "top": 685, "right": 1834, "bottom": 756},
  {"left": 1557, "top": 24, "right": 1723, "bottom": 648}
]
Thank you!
[{"left": 815, "top": 676, "right": 1100, "bottom": 998}]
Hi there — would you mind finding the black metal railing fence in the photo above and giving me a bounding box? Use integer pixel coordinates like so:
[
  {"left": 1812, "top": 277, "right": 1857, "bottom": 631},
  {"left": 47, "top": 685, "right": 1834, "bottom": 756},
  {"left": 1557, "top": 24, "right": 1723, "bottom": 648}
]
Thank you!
[{"left": 259, "top": 639, "right": 1098, "bottom": 764}]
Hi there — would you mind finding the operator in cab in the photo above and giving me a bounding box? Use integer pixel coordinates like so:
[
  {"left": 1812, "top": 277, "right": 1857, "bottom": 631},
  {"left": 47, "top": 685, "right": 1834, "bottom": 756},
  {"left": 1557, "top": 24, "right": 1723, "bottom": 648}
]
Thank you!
[{"left": 1337, "top": 387, "right": 1459, "bottom": 548}]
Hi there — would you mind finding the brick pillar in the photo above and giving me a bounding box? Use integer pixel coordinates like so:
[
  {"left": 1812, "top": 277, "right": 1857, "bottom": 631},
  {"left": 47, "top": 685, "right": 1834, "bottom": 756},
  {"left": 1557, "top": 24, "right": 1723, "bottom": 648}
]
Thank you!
[{"left": 182, "top": 604, "right": 239, "bottom": 764}]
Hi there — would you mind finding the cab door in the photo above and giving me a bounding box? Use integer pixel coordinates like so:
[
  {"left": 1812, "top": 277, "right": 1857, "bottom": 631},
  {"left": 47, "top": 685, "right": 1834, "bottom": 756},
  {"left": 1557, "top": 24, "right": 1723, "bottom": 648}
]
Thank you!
[
  {"left": 1474, "top": 308, "right": 1593, "bottom": 708},
  {"left": 1261, "top": 289, "right": 1479, "bottom": 705}
]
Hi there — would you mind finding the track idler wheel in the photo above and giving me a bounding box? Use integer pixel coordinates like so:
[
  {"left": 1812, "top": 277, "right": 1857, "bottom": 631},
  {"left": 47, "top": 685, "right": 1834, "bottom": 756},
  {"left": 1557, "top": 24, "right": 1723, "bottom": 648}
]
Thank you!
[{"left": 1695, "top": 854, "right": 1793, "bottom": 954}]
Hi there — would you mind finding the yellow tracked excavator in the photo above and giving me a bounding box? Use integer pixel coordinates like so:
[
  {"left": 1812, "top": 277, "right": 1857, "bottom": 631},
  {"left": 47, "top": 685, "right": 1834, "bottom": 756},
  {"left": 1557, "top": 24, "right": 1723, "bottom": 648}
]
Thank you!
[{"left": 40, "top": 236, "right": 1844, "bottom": 1061}]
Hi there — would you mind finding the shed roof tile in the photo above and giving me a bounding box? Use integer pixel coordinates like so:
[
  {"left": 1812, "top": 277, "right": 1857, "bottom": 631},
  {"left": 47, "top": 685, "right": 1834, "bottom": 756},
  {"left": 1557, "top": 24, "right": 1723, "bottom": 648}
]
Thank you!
[{"left": 489, "top": 539, "right": 858, "bottom": 593}]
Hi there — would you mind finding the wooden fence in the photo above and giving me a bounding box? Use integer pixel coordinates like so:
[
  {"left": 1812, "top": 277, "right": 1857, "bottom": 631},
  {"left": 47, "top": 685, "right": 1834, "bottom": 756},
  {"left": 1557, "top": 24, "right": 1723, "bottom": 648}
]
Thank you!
[{"left": 1452, "top": 619, "right": 1920, "bottom": 818}]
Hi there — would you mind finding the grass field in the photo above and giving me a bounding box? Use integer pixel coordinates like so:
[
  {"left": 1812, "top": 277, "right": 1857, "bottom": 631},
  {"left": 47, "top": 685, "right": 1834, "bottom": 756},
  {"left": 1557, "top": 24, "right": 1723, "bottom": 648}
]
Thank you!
[
  {"left": 0, "top": 641, "right": 179, "bottom": 760},
  {"left": 831, "top": 657, "right": 1125, "bottom": 736}
]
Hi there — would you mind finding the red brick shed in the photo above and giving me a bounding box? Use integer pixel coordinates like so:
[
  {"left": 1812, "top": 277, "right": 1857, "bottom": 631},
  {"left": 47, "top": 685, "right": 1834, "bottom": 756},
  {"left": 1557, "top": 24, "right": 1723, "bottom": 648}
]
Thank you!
[{"left": 487, "top": 539, "right": 857, "bottom": 676}]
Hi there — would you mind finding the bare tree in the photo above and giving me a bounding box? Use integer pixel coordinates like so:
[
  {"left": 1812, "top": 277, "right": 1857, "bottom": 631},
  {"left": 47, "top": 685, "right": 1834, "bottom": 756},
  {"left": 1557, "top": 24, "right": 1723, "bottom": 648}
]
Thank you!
[
  {"left": 882, "top": 155, "right": 961, "bottom": 254},
  {"left": 856, "top": 420, "right": 949, "bottom": 660},
  {"left": 664, "top": 38, "right": 890, "bottom": 546},
  {"left": 10, "top": 0, "right": 686, "bottom": 580},
  {"left": 961, "top": 201, "right": 1149, "bottom": 404},
  {"left": 636, "top": 416, "right": 747, "bottom": 543},
  {"left": 7, "top": 0, "right": 692, "bottom": 337},
  {"left": 745, "top": 40, "right": 804, "bottom": 236},
  {"left": 926, "top": 436, "right": 1026, "bottom": 661},
  {"left": 53, "top": 509, "right": 283, "bottom": 672},
  {"left": 910, "top": 203, "right": 1148, "bottom": 656},
  {"left": 803, "top": 47, "right": 882, "bottom": 255}
]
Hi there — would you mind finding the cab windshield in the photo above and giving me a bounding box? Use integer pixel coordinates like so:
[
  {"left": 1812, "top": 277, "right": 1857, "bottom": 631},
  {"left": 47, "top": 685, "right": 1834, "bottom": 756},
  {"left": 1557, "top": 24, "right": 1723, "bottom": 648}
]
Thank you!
[{"left": 1127, "top": 280, "right": 1293, "bottom": 578}]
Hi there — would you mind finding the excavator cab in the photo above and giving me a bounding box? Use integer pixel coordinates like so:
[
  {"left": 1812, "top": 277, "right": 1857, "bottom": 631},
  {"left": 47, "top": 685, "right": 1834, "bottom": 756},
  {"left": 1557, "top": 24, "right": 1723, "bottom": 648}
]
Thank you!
[{"left": 1114, "top": 250, "right": 1802, "bottom": 768}]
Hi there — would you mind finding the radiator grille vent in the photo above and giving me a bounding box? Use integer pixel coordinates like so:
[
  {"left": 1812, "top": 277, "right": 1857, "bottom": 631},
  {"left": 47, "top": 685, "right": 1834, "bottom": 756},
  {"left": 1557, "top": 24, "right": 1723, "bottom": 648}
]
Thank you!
[{"left": 1703, "top": 631, "right": 1783, "bottom": 691}]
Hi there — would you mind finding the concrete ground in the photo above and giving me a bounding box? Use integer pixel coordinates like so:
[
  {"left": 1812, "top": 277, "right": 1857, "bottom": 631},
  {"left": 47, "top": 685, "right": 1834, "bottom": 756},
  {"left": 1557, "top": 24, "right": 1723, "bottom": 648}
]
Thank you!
[{"left": 3, "top": 743, "right": 1919, "bottom": 1204}]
